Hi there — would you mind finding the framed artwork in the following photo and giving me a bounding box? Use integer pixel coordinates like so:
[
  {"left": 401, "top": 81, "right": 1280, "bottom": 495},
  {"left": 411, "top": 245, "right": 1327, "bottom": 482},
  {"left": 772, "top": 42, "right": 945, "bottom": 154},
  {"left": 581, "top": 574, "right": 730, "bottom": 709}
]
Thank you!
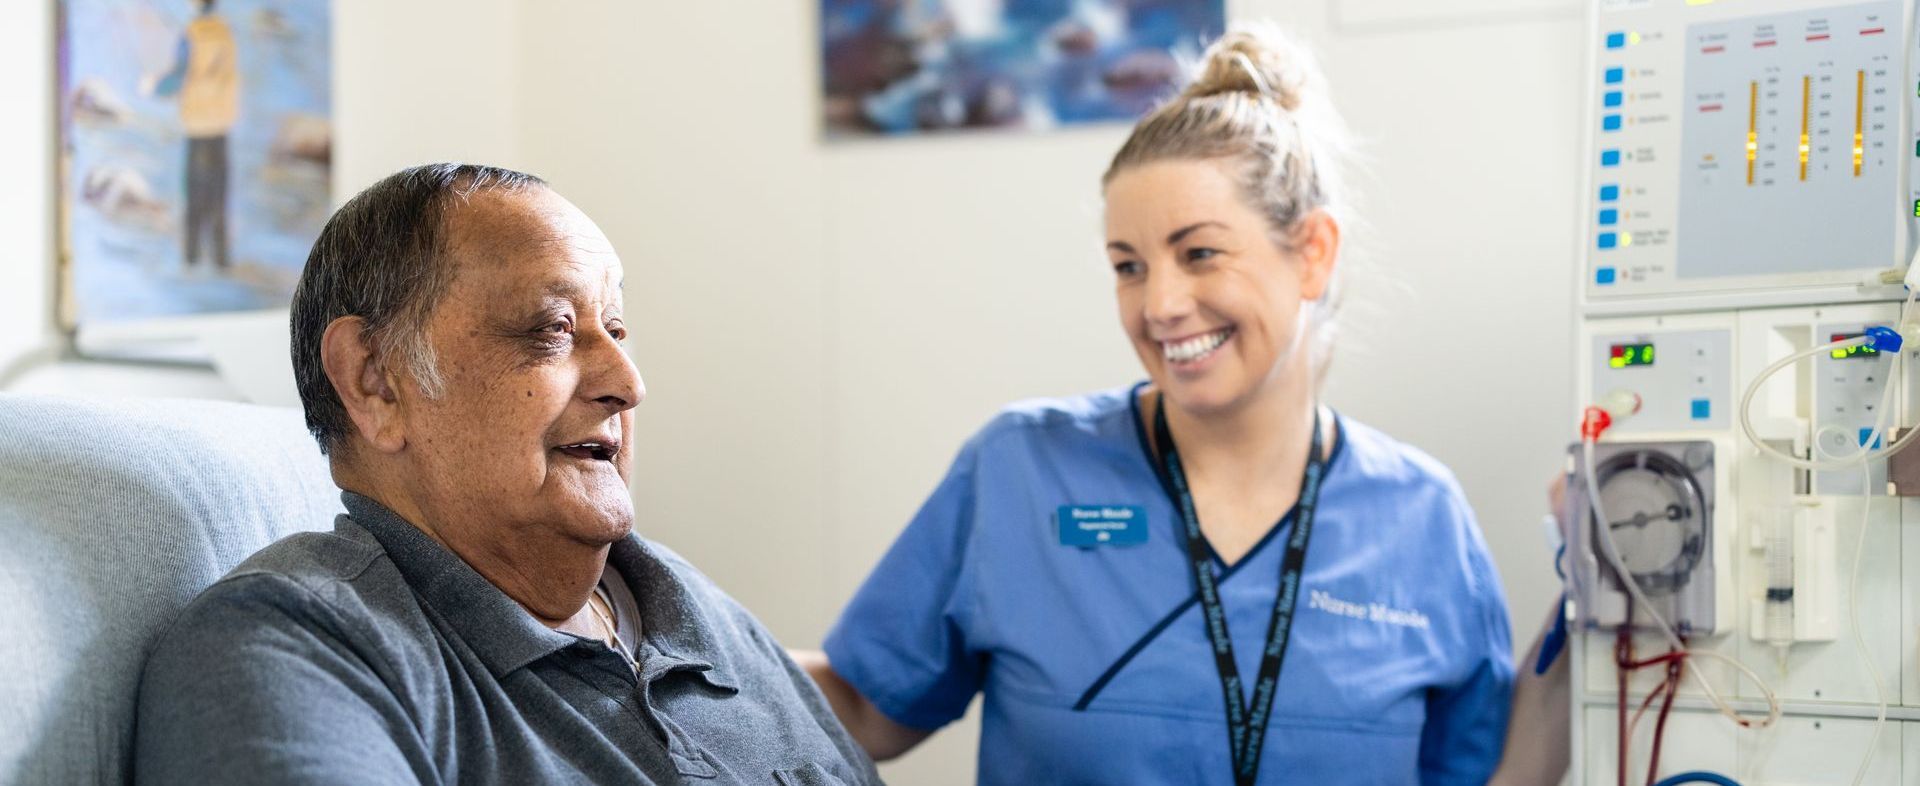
[
  {"left": 57, "top": 0, "right": 331, "bottom": 339},
  {"left": 821, "top": 0, "right": 1225, "bottom": 138}
]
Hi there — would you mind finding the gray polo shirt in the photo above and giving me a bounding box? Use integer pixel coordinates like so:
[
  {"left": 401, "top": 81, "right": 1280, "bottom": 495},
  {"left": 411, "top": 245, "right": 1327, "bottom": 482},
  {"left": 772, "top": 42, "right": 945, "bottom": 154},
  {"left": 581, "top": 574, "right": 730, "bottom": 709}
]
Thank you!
[{"left": 134, "top": 492, "right": 881, "bottom": 786}]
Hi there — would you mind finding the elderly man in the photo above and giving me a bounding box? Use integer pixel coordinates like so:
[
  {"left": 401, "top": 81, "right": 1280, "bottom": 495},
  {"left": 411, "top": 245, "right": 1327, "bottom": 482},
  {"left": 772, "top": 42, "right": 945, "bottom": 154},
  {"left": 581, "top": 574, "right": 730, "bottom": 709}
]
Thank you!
[{"left": 133, "top": 164, "right": 880, "bottom": 785}]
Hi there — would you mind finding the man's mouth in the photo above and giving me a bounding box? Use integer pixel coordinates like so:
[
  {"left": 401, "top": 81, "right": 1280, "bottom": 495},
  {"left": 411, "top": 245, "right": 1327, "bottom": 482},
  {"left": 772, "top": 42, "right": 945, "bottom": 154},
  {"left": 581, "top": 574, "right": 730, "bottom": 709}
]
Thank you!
[
  {"left": 554, "top": 441, "right": 619, "bottom": 462},
  {"left": 1161, "top": 327, "right": 1235, "bottom": 365}
]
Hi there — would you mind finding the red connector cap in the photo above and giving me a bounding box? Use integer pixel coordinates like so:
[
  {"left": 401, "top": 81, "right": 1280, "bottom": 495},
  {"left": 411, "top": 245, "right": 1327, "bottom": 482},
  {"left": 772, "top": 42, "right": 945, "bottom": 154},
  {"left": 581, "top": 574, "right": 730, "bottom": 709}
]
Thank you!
[
  {"left": 1580, "top": 406, "right": 1613, "bottom": 441},
  {"left": 1581, "top": 390, "right": 1641, "bottom": 441}
]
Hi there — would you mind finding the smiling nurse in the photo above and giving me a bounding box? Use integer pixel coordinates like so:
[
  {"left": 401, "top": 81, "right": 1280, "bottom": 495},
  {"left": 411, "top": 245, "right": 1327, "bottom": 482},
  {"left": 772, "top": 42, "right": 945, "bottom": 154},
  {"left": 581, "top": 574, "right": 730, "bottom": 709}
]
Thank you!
[{"left": 795, "top": 24, "right": 1515, "bottom": 785}]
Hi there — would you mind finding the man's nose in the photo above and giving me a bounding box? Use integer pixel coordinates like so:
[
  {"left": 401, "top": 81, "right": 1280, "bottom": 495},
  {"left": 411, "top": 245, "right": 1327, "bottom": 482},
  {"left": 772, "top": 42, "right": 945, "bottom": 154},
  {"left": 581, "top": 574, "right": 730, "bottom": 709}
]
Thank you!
[{"left": 579, "top": 329, "right": 643, "bottom": 412}]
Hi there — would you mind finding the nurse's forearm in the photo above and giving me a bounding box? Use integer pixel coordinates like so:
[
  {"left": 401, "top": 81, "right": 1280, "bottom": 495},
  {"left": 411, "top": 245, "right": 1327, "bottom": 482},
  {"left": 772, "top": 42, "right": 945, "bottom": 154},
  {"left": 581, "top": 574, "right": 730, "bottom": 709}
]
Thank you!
[
  {"left": 1486, "top": 605, "right": 1571, "bottom": 786},
  {"left": 788, "top": 649, "right": 933, "bottom": 762}
]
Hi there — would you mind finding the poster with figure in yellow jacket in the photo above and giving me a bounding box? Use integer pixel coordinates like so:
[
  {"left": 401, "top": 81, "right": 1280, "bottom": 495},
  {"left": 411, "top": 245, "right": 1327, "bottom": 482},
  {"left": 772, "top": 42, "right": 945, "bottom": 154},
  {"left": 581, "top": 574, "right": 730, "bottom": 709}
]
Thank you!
[{"left": 58, "top": 0, "right": 330, "bottom": 329}]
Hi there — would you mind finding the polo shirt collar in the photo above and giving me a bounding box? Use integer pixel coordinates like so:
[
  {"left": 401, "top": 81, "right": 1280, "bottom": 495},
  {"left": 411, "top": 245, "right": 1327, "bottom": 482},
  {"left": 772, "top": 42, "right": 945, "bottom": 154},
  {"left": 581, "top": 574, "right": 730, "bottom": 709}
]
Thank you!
[
  {"left": 606, "top": 535, "right": 740, "bottom": 691},
  {"left": 341, "top": 492, "right": 738, "bottom": 690}
]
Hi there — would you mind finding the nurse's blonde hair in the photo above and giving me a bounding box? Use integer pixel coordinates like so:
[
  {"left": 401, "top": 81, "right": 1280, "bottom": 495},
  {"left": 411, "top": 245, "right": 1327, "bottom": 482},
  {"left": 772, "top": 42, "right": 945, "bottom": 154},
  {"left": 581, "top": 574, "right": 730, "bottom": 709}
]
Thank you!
[{"left": 1104, "top": 22, "right": 1353, "bottom": 381}]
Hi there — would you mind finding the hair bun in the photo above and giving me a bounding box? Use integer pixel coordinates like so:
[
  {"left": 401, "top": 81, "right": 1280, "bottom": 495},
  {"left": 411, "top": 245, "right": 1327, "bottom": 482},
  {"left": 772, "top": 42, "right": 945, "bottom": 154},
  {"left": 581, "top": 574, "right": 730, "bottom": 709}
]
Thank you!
[{"left": 1182, "top": 25, "right": 1316, "bottom": 112}]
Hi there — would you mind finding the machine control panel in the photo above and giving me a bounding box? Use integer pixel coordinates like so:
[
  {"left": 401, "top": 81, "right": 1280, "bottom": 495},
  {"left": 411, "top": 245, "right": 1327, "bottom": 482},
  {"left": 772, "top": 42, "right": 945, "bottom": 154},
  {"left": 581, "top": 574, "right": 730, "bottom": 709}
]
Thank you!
[
  {"left": 1585, "top": 0, "right": 1908, "bottom": 300},
  {"left": 1590, "top": 328, "right": 1734, "bottom": 432},
  {"left": 1813, "top": 321, "right": 1898, "bottom": 492}
]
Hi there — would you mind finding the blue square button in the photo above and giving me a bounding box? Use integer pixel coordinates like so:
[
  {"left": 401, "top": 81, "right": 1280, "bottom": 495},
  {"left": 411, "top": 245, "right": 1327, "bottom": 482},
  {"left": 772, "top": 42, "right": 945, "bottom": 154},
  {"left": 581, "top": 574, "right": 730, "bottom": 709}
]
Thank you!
[
  {"left": 1604, "top": 91, "right": 1623, "bottom": 108},
  {"left": 1606, "top": 32, "right": 1627, "bottom": 49},
  {"left": 1691, "top": 399, "right": 1711, "bottom": 420},
  {"left": 1602, "top": 114, "right": 1623, "bottom": 131},
  {"left": 1599, "top": 184, "right": 1620, "bottom": 202},
  {"left": 1859, "top": 428, "right": 1883, "bottom": 449},
  {"left": 1596, "top": 267, "right": 1618, "bottom": 285},
  {"left": 1601, "top": 150, "right": 1622, "bottom": 167},
  {"left": 1597, "top": 233, "right": 1619, "bottom": 250},
  {"left": 1598, "top": 209, "right": 1619, "bottom": 226},
  {"left": 1605, "top": 67, "right": 1625, "bottom": 84}
]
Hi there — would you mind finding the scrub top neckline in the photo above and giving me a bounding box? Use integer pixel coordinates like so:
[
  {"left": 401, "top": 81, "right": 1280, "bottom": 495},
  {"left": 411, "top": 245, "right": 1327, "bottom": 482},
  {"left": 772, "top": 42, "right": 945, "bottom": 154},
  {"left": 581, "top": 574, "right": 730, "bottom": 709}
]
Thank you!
[{"left": 1124, "top": 380, "right": 1349, "bottom": 571}]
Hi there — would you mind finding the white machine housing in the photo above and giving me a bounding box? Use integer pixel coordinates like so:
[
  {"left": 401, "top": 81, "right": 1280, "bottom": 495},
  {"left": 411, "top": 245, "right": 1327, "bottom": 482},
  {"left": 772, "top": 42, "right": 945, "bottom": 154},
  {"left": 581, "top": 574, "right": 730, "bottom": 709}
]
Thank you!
[{"left": 1570, "top": 0, "right": 1920, "bottom": 782}]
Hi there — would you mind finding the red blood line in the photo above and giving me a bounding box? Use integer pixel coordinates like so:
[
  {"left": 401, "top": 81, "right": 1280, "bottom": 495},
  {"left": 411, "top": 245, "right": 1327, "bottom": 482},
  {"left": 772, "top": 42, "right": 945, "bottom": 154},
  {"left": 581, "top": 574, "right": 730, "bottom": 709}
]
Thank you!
[
  {"left": 1700, "top": 104, "right": 1723, "bottom": 112},
  {"left": 1807, "top": 34, "right": 1831, "bottom": 41},
  {"left": 1702, "top": 45, "right": 1726, "bottom": 53},
  {"left": 1862, "top": 27, "right": 1886, "bottom": 35},
  {"left": 1754, "top": 40, "right": 1778, "bottom": 47}
]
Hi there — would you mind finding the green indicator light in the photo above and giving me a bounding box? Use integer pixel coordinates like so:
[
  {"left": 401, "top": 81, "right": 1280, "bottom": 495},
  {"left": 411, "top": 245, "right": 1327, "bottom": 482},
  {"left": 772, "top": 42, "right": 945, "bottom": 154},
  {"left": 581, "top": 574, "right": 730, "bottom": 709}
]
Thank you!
[
  {"left": 1830, "top": 333, "right": 1880, "bottom": 360},
  {"left": 1608, "top": 343, "right": 1655, "bottom": 368},
  {"left": 1913, "top": 199, "right": 1919, "bottom": 217}
]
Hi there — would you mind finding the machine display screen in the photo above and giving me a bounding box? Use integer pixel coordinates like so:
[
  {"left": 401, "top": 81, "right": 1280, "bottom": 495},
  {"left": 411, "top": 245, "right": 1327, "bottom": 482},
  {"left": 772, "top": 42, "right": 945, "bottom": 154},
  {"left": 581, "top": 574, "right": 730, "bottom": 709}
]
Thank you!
[
  {"left": 1585, "top": 0, "right": 1903, "bottom": 299},
  {"left": 1609, "top": 343, "right": 1655, "bottom": 368},
  {"left": 1830, "top": 333, "right": 1879, "bottom": 360}
]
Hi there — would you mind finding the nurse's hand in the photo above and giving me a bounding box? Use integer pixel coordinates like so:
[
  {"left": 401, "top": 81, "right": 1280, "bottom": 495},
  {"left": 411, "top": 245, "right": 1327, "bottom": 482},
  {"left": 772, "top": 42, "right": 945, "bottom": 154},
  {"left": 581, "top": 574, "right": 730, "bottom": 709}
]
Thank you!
[{"left": 788, "top": 649, "right": 933, "bottom": 761}]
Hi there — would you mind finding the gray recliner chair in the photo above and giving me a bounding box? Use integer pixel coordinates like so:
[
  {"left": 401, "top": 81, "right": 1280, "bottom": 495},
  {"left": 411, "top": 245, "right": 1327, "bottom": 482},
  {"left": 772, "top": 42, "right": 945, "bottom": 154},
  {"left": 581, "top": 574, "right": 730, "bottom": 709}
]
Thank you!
[{"left": 0, "top": 394, "right": 341, "bottom": 784}]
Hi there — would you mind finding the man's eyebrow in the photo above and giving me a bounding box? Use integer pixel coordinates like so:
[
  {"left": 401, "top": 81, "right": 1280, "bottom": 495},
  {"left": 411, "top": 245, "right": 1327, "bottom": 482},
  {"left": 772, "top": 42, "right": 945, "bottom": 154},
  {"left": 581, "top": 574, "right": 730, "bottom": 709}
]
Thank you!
[
  {"left": 536, "top": 278, "right": 588, "bottom": 300},
  {"left": 1106, "top": 240, "right": 1137, "bottom": 254}
]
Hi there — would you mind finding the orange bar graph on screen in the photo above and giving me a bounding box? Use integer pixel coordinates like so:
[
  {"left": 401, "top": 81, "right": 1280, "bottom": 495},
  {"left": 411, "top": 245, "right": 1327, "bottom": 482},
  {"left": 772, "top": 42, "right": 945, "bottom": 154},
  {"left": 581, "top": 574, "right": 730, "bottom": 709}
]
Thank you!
[
  {"left": 1799, "top": 75, "right": 1811, "bottom": 181},
  {"left": 1747, "top": 81, "right": 1758, "bottom": 184},
  {"left": 1853, "top": 70, "right": 1865, "bottom": 176}
]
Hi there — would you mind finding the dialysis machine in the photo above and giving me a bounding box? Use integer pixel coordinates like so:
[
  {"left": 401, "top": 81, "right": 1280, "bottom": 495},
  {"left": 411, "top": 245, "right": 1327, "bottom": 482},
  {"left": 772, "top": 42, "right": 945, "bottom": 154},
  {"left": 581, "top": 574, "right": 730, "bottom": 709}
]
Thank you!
[{"left": 1568, "top": 0, "right": 1920, "bottom": 783}]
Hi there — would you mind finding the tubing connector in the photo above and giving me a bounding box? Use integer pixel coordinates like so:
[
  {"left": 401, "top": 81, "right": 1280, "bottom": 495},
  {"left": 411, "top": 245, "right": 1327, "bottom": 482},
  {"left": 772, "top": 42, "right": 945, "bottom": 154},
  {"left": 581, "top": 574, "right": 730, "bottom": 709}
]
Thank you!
[
  {"left": 1865, "top": 325, "right": 1903, "bottom": 354},
  {"left": 1581, "top": 390, "right": 1642, "bottom": 441}
]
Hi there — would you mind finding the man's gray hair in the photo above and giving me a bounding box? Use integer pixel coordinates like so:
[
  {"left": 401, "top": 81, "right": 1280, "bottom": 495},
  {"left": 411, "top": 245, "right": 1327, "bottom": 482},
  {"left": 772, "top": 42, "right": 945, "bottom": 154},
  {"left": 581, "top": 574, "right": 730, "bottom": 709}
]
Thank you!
[{"left": 290, "top": 163, "right": 547, "bottom": 455}]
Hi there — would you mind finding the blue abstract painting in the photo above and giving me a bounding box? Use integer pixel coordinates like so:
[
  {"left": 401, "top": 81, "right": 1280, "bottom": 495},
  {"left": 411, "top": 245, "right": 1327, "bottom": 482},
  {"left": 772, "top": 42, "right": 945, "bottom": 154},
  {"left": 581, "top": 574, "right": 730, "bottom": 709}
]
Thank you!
[
  {"left": 821, "top": 0, "right": 1225, "bottom": 137},
  {"left": 59, "top": 0, "right": 331, "bottom": 327}
]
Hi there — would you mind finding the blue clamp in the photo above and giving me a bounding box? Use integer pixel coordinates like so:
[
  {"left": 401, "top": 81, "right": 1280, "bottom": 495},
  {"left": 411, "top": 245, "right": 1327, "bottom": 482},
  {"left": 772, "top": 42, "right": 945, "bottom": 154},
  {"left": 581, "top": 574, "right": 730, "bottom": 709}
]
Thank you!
[{"left": 1865, "top": 325, "right": 1902, "bottom": 354}]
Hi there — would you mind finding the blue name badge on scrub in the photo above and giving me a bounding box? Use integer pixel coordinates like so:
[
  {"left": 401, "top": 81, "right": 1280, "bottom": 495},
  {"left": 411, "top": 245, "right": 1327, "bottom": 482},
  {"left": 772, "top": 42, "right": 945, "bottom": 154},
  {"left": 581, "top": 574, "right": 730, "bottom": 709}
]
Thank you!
[{"left": 1057, "top": 505, "right": 1148, "bottom": 547}]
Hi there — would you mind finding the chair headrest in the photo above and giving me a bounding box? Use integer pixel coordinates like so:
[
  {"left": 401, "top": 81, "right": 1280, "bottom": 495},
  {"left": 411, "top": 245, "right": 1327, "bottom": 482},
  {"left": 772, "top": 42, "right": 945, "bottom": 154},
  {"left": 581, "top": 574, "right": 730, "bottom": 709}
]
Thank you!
[{"left": 0, "top": 394, "right": 341, "bottom": 784}]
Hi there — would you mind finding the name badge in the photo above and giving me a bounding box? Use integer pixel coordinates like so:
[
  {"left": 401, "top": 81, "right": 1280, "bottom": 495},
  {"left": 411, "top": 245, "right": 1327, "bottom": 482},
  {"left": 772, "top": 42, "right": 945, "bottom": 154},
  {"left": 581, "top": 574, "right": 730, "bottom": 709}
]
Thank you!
[{"left": 1057, "top": 505, "right": 1148, "bottom": 547}]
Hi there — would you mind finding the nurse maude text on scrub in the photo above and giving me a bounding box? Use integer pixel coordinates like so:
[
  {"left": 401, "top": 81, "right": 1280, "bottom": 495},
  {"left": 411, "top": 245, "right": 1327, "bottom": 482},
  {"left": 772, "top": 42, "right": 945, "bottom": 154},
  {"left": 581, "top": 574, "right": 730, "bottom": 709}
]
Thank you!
[{"left": 1307, "top": 589, "right": 1432, "bottom": 630}]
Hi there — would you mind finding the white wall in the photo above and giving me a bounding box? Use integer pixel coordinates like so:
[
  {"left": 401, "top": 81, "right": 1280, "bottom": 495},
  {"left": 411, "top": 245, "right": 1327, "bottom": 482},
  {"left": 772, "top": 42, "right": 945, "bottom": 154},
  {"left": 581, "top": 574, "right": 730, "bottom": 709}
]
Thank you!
[
  {"left": 0, "top": 1, "right": 56, "bottom": 386},
  {"left": 1287, "top": 0, "right": 1584, "bottom": 647},
  {"left": 3, "top": 1, "right": 1584, "bottom": 783},
  {"left": 331, "top": 0, "right": 525, "bottom": 183}
]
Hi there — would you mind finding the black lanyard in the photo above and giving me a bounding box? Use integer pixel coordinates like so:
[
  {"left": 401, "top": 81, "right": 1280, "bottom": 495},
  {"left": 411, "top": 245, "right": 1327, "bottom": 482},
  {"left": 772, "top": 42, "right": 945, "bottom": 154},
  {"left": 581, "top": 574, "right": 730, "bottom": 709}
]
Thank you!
[{"left": 1153, "top": 400, "right": 1325, "bottom": 786}]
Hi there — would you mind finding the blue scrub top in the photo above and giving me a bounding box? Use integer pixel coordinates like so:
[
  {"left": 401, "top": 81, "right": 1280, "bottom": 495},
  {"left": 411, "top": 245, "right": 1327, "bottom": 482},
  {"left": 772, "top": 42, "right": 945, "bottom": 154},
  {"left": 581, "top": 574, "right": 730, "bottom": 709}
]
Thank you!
[{"left": 825, "top": 383, "right": 1514, "bottom": 785}]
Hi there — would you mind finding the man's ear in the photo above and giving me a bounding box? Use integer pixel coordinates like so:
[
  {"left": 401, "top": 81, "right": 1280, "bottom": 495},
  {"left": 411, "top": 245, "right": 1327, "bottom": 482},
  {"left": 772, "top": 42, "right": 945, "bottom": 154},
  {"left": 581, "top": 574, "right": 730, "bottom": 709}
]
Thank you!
[
  {"left": 320, "top": 316, "right": 407, "bottom": 454},
  {"left": 1294, "top": 209, "right": 1341, "bottom": 301}
]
